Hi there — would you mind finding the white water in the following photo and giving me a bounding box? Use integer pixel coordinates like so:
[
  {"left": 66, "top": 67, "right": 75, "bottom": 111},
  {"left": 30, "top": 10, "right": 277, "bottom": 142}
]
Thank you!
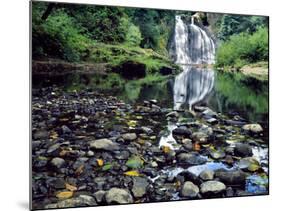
[
  {"left": 159, "top": 15, "right": 216, "bottom": 149},
  {"left": 173, "top": 15, "right": 215, "bottom": 110}
]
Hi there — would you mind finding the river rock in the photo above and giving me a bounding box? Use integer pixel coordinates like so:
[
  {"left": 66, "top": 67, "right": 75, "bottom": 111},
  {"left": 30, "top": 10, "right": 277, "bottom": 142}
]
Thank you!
[
  {"left": 61, "top": 125, "right": 72, "bottom": 134},
  {"left": 141, "top": 126, "right": 153, "bottom": 135},
  {"left": 200, "top": 181, "right": 226, "bottom": 194},
  {"left": 199, "top": 169, "right": 214, "bottom": 180},
  {"left": 191, "top": 132, "right": 208, "bottom": 144},
  {"left": 215, "top": 169, "right": 247, "bottom": 185},
  {"left": 172, "top": 126, "right": 192, "bottom": 137},
  {"left": 242, "top": 124, "right": 263, "bottom": 134},
  {"left": 180, "top": 181, "right": 199, "bottom": 198},
  {"left": 234, "top": 143, "right": 253, "bottom": 157},
  {"left": 93, "top": 190, "right": 106, "bottom": 203},
  {"left": 89, "top": 138, "right": 119, "bottom": 151},
  {"left": 105, "top": 188, "right": 133, "bottom": 204},
  {"left": 177, "top": 152, "right": 207, "bottom": 165},
  {"left": 166, "top": 111, "right": 179, "bottom": 118},
  {"left": 238, "top": 157, "right": 260, "bottom": 172},
  {"left": 50, "top": 157, "right": 65, "bottom": 168},
  {"left": 209, "top": 149, "right": 226, "bottom": 159},
  {"left": 182, "top": 138, "right": 193, "bottom": 150},
  {"left": 45, "top": 195, "right": 97, "bottom": 209},
  {"left": 122, "top": 133, "right": 137, "bottom": 141},
  {"left": 33, "top": 130, "right": 49, "bottom": 140},
  {"left": 132, "top": 177, "right": 149, "bottom": 198}
]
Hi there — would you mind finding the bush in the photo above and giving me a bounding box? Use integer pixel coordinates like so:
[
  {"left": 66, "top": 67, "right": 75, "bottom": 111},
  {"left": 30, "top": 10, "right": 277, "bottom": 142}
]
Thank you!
[
  {"left": 125, "top": 23, "right": 142, "bottom": 46},
  {"left": 33, "top": 9, "right": 91, "bottom": 62},
  {"left": 215, "top": 27, "right": 268, "bottom": 68}
]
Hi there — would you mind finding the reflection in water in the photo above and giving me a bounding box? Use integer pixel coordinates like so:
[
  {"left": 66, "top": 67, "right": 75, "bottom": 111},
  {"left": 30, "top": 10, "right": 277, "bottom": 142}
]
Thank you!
[{"left": 173, "top": 66, "right": 215, "bottom": 110}]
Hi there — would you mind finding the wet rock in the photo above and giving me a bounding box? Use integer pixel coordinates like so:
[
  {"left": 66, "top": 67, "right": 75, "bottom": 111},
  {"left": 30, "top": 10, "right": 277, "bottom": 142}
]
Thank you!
[
  {"left": 209, "top": 149, "right": 226, "bottom": 159},
  {"left": 115, "top": 150, "right": 130, "bottom": 160},
  {"left": 47, "top": 177, "right": 65, "bottom": 189},
  {"left": 234, "top": 143, "right": 253, "bottom": 157},
  {"left": 89, "top": 138, "right": 119, "bottom": 151},
  {"left": 177, "top": 152, "right": 207, "bottom": 165},
  {"left": 47, "top": 143, "right": 61, "bottom": 154},
  {"left": 242, "top": 124, "right": 263, "bottom": 134},
  {"left": 182, "top": 139, "right": 193, "bottom": 150},
  {"left": 226, "top": 187, "right": 234, "bottom": 197},
  {"left": 180, "top": 181, "right": 199, "bottom": 198},
  {"left": 166, "top": 111, "right": 179, "bottom": 118},
  {"left": 122, "top": 133, "right": 137, "bottom": 141},
  {"left": 224, "top": 155, "right": 234, "bottom": 165},
  {"left": 35, "top": 151, "right": 47, "bottom": 165},
  {"left": 132, "top": 177, "right": 149, "bottom": 198},
  {"left": 105, "top": 188, "right": 133, "bottom": 204},
  {"left": 141, "top": 126, "right": 153, "bottom": 135},
  {"left": 45, "top": 195, "right": 97, "bottom": 209},
  {"left": 191, "top": 132, "right": 208, "bottom": 144},
  {"left": 199, "top": 169, "right": 214, "bottom": 181},
  {"left": 172, "top": 126, "right": 192, "bottom": 137},
  {"left": 238, "top": 157, "right": 260, "bottom": 172},
  {"left": 202, "top": 109, "right": 217, "bottom": 118},
  {"left": 215, "top": 169, "right": 247, "bottom": 185},
  {"left": 207, "top": 118, "right": 218, "bottom": 125},
  {"left": 200, "top": 181, "right": 226, "bottom": 194},
  {"left": 149, "top": 99, "right": 158, "bottom": 104},
  {"left": 50, "top": 157, "right": 65, "bottom": 168},
  {"left": 33, "top": 130, "right": 49, "bottom": 140},
  {"left": 94, "top": 177, "right": 107, "bottom": 189},
  {"left": 86, "top": 150, "right": 94, "bottom": 157},
  {"left": 93, "top": 190, "right": 106, "bottom": 203},
  {"left": 61, "top": 125, "right": 72, "bottom": 134}
]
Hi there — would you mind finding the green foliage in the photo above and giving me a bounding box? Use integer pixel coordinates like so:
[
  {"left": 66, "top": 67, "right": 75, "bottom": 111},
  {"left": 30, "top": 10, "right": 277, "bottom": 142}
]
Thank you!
[
  {"left": 218, "top": 15, "right": 268, "bottom": 41},
  {"left": 216, "top": 27, "right": 268, "bottom": 68},
  {"left": 125, "top": 22, "right": 142, "bottom": 46},
  {"left": 32, "top": 4, "right": 91, "bottom": 62}
]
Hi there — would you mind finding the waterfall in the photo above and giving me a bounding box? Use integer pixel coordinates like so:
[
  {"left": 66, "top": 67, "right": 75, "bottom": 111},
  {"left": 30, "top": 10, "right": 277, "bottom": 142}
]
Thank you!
[
  {"left": 173, "top": 15, "right": 215, "bottom": 110},
  {"left": 174, "top": 15, "right": 215, "bottom": 65}
]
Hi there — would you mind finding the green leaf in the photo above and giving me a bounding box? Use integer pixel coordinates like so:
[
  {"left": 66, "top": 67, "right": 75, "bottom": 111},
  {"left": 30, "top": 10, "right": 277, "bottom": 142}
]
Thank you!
[{"left": 125, "top": 156, "right": 144, "bottom": 169}]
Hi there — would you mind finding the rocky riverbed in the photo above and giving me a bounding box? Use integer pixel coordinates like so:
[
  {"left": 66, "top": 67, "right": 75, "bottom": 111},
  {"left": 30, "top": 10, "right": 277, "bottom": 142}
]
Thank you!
[{"left": 32, "top": 86, "right": 268, "bottom": 209}]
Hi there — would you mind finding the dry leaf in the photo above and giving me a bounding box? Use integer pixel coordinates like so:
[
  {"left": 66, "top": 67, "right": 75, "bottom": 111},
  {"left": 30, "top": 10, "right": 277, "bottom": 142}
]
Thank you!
[
  {"left": 65, "top": 183, "right": 77, "bottom": 192},
  {"left": 59, "top": 150, "right": 68, "bottom": 157},
  {"left": 162, "top": 146, "right": 171, "bottom": 154},
  {"left": 56, "top": 191, "right": 73, "bottom": 199},
  {"left": 97, "top": 159, "right": 104, "bottom": 167},
  {"left": 124, "top": 170, "right": 141, "bottom": 176},
  {"left": 193, "top": 142, "right": 201, "bottom": 151},
  {"left": 75, "top": 164, "right": 84, "bottom": 176},
  {"left": 49, "top": 131, "right": 58, "bottom": 140}
]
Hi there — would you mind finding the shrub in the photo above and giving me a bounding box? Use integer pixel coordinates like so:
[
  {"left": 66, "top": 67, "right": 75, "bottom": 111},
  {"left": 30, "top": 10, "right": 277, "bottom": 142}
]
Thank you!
[{"left": 215, "top": 27, "right": 268, "bottom": 68}]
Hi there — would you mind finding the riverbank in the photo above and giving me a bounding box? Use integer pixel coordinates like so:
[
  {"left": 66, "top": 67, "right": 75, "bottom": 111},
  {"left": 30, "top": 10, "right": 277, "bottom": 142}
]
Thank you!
[
  {"left": 216, "top": 61, "right": 268, "bottom": 81},
  {"left": 32, "top": 86, "right": 268, "bottom": 209}
]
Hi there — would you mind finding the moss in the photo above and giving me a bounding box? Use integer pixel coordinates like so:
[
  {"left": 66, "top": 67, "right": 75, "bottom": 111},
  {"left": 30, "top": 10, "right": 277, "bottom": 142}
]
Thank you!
[{"left": 86, "top": 42, "right": 179, "bottom": 75}]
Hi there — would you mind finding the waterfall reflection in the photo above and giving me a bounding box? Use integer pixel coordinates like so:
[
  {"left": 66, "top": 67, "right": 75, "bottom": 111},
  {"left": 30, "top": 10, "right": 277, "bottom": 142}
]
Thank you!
[{"left": 173, "top": 66, "right": 215, "bottom": 110}]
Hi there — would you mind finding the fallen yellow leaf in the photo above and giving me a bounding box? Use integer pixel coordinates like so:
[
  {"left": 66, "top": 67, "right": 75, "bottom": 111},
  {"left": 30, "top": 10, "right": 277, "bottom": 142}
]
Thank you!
[
  {"left": 49, "top": 131, "right": 58, "bottom": 140},
  {"left": 124, "top": 170, "right": 141, "bottom": 176},
  {"left": 65, "top": 183, "right": 77, "bottom": 192},
  {"left": 162, "top": 146, "right": 171, "bottom": 154},
  {"left": 56, "top": 191, "right": 73, "bottom": 199},
  {"left": 97, "top": 159, "right": 104, "bottom": 167}
]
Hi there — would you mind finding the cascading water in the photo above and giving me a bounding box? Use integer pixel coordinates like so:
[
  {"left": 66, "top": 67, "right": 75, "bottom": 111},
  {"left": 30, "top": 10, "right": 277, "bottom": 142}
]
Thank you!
[
  {"left": 159, "top": 15, "right": 216, "bottom": 149},
  {"left": 173, "top": 15, "right": 216, "bottom": 110}
]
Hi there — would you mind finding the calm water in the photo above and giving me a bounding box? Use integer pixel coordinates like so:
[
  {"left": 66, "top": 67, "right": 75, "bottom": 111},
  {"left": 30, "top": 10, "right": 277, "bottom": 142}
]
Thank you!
[{"left": 33, "top": 67, "right": 268, "bottom": 126}]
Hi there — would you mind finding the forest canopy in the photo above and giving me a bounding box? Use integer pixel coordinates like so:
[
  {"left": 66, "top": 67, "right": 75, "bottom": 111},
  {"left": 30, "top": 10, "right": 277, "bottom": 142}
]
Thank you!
[{"left": 32, "top": 2, "right": 268, "bottom": 71}]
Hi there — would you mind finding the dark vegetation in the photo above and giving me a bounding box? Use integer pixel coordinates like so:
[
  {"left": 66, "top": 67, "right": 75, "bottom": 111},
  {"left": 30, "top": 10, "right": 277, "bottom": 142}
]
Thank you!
[{"left": 32, "top": 2, "right": 269, "bottom": 74}]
